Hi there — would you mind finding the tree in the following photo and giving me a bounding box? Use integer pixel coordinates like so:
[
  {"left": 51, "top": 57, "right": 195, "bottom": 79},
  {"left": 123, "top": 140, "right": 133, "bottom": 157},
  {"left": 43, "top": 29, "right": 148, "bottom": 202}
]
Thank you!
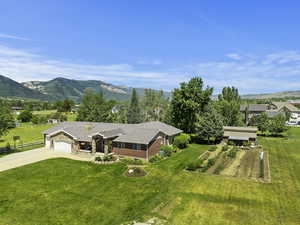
[
  {"left": 127, "top": 89, "right": 142, "bottom": 123},
  {"left": 0, "top": 103, "right": 14, "bottom": 138},
  {"left": 17, "top": 110, "right": 33, "bottom": 122},
  {"left": 195, "top": 106, "right": 224, "bottom": 143},
  {"left": 268, "top": 114, "right": 288, "bottom": 136},
  {"left": 255, "top": 112, "right": 269, "bottom": 134},
  {"left": 169, "top": 77, "right": 213, "bottom": 133},
  {"left": 217, "top": 87, "right": 242, "bottom": 126},
  {"left": 56, "top": 99, "right": 75, "bottom": 112},
  {"left": 142, "top": 89, "right": 169, "bottom": 121},
  {"left": 76, "top": 89, "right": 115, "bottom": 122}
]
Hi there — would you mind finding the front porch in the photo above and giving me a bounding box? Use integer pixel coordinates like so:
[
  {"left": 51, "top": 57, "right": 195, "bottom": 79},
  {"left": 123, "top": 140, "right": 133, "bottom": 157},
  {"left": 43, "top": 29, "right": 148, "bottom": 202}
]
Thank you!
[{"left": 76, "top": 136, "right": 114, "bottom": 155}]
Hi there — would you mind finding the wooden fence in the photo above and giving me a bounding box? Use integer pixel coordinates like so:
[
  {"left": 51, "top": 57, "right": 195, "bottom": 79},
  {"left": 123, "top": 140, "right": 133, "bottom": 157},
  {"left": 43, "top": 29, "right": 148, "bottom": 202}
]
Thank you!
[{"left": 0, "top": 141, "right": 44, "bottom": 154}]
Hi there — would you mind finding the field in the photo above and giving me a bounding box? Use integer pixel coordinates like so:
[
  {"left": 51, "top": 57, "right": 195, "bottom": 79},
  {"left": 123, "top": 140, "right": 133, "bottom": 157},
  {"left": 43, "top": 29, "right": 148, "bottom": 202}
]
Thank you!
[
  {"left": 0, "top": 129, "right": 299, "bottom": 225},
  {"left": 0, "top": 124, "right": 54, "bottom": 148}
]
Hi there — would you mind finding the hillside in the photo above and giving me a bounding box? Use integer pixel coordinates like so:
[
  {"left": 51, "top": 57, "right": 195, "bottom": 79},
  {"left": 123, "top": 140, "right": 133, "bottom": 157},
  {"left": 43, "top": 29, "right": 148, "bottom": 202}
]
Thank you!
[
  {"left": 242, "top": 90, "right": 300, "bottom": 99},
  {"left": 0, "top": 75, "right": 51, "bottom": 101},
  {"left": 22, "top": 77, "right": 170, "bottom": 102}
]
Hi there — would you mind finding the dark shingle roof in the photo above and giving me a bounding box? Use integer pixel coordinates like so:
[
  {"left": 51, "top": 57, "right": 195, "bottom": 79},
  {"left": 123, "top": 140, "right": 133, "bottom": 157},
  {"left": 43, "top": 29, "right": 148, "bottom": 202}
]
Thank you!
[
  {"left": 240, "top": 104, "right": 268, "bottom": 112},
  {"left": 137, "top": 121, "right": 182, "bottom": 136},
  {"left": 43, "top": 121, "right": 181, "bottom": 144}
]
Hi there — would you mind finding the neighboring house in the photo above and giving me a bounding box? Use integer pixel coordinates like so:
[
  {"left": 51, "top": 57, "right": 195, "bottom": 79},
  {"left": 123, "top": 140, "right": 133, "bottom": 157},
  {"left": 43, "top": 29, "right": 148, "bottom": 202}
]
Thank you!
[
  {"left": 223, "top": 126, "right": 258, "bottom": 144},
  {"left": 269, "top": 102, "right": 300, "bottom": 114},
  {"left": 48, "top": 119, "right": 60, "bottom": 124},
  {"left": 240, "top": 104, "right": 268, "bottom": 123},
  {"left": 288, "top": 100, "right": 300, "bottom": 107},
  {"left": 241, "top": 102, "right": 300, "bottom": 124},
  {"left": 43, "top": 121, "right": 182, "bottom": 160}
]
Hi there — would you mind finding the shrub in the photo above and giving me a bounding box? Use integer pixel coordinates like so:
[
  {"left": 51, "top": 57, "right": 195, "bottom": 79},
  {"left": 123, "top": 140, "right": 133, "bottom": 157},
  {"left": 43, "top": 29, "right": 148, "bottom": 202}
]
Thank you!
[
  {"left": 95, "top": 156, "right": 102, "bottom": 161},
  {"left": 202, "top": 158, "right": 216, "bottom": 172},
  {"left": 228, "top": 140, "right": 235, "bottom": 146},
  {"left": 227, "top": 149, "right": 237, "bottom": 158},
  {"left": 149, "top": 155, "right": 163, "bottom": 163},
  {"left": 160, "top": 145, "right": 174, "bottom": 157},
  {"left": 102, "top": 154, "right": 116, "bottom": 161},
  {"left": 186, "top": 159, "right": 203, "bottom": 171},
  {"left": 243, "top": 141, "right": 251, "bottom": 147},
  {"left": 173, "top": 133, "right": 191, "bottom": 149},
  {"left": 6, "top": 142, "right": 11, "bottom": 151},
  {"left": 18, "top": 110, "right": 33, "bottom": 122},
  {"left": 208, "top": 146, "right": 217, "bottom": 152},
  {"left": 222, "top": 145, "right": 229, "bottom": 151}
]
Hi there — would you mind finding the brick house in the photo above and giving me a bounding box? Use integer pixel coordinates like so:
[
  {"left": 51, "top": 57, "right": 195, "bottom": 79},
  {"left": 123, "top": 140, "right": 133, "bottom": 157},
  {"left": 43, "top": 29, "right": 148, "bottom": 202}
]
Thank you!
[{"left": 43, "top": 121, "right": 182, "bottom": 161}]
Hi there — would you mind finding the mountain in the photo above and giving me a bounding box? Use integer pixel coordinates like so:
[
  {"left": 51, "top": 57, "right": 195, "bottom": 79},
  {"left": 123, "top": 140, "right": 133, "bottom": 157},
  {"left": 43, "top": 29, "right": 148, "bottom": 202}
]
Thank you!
[
  {"left": 22, "top": 77, "right": 170, "bottom": 102},
  {"left": 241, "top": 91, "right": 300, "bottom": 99},
  {"left": 0, "top": 75, "right": 50, "bottom": 100}
]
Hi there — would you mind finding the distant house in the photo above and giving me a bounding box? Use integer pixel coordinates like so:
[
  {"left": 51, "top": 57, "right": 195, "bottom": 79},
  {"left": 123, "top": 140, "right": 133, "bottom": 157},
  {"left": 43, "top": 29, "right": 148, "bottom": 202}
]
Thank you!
[
  {"left": 43, "top": 121, "right": 182, "bottom": 161},
  {"left": 240, "top": 104, "right": 268, "bottom": 123},
  {"left": 223, "top": 126, "right": 258, "bottom": 144},
  {"left": 241, "top": 102, "right": 300, "bottom": 124},
  {"left": 288, "top": 100, "right": 300, "bottom": 107},
  {"left": 269, "top": 102, "right": 300, "bottom": 114}
]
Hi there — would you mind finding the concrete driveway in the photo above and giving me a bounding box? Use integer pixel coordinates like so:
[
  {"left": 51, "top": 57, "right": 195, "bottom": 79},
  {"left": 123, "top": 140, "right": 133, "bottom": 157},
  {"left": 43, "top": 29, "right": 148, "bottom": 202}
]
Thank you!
[{"left": 0, "top": 148, "right": 93, "bottom": 172}]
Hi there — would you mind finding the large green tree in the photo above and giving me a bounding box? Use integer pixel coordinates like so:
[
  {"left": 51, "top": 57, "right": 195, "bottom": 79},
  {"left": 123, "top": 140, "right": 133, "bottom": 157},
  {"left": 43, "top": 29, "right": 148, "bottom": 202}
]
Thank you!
[
  {"left": 0, "top": 102, "right": 14, "bottom": 138},
  {"left": 142, "top": 89, "right": 168, "bottom": 121},
  {"left": 76, "top": 89, "right": 115, "bottom": 122},
  {"left": 17, "top": 110, "right": 33, "bottom": 122},
  {"left": 169, "top": 77, "right": 213, "bottom": 133},
  {"left": 268, "top": 114, "right": 288, "bottom": 136},
  {"left": 127, "top": 89, "right": 142, "bottom": 123},
  {"left": 195, "top": 106, "right": 224, "bottom": 143},
  {"left": 217, "top": 86, "right": 242, "bottom": 126}
]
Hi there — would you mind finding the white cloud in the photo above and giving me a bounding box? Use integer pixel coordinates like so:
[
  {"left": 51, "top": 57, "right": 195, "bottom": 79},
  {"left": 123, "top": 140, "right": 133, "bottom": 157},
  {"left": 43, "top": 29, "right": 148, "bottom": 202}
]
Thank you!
[
  {"left": 226, "top": 53, "right": 241, "bottom": 60},
  {"left": 0, "top": 44, "right": 177, "bottom": 89},
  {"left": 0, "top": 33, "right": 30, "bottom": 41},
  {"left": 0, "top": 43, "right": 300, "bottom": 94}
]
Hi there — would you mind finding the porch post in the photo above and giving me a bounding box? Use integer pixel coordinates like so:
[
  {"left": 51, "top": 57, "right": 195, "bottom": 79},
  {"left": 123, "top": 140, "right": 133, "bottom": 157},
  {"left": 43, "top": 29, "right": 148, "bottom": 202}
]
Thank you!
[{"left": 92, "top": 139, "right": 96, "bottom": 154}]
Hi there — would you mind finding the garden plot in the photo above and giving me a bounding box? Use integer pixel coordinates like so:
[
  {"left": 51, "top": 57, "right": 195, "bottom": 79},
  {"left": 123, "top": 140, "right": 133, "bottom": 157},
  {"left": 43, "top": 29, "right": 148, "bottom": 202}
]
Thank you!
[{"left": 187, "top": 144, "right": 271, "bottom": 182}]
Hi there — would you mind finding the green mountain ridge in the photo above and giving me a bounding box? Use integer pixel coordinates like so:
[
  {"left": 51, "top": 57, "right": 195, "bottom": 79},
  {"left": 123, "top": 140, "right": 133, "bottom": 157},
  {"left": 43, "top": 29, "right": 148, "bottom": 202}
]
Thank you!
[
  {"left": 0, "top": 75, "right": 170, "bottom": 102},
  {"left": 0, "top": 75, "right": 50, "bottom": 101}
]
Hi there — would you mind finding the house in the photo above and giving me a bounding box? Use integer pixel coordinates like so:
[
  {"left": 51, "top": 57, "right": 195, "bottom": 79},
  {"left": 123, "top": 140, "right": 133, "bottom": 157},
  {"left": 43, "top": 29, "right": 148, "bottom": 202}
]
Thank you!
[
  {"left": 223, "top": 126, "right": 258, "bottom": 145},
  {"left": 288, "top": 100, "right": 300, "bottom": 107},
  {"left": 240, "top": 104, "right": 268, "bottom": 122},
  {"left": 43, "top": 121, "right": 182, "bottom": 160},
  {"left": 241, "top": 102, "right": 300, "bottom": 124},
  {"left": 269, "top": 102, "right": 300, "bottom": 114}
]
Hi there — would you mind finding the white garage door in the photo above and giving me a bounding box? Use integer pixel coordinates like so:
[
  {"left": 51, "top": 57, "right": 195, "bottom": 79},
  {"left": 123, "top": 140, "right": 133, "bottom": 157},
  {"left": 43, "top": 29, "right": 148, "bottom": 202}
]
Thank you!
[{"left": 53, "top": 141, "right": 72, "bottom": 153}]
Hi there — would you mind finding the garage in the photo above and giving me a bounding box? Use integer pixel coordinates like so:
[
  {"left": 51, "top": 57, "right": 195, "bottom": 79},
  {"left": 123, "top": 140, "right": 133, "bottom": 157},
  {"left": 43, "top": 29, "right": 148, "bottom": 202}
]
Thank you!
[{"left": 53, "top": 141, "right": 72, "bottom": 153}]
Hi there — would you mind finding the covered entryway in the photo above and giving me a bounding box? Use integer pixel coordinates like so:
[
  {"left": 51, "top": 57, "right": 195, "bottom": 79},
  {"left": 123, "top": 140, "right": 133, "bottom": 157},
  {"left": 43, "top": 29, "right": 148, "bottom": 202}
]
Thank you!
[{"left": 53, "top": 141, "right": 72, "bottom": 153}]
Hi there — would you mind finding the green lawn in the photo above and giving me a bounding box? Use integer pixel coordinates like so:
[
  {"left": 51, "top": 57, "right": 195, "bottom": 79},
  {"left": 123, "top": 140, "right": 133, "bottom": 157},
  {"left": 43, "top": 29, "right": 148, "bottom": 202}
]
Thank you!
[
  {"left": 0, "top": 124, "right": 54, "bottom": 148},
  {"left": 32, "top": 110, "right": 57, "bottom": 115},
  {"left": 0, "top": 129, "right": 299, "bottom": 225}
]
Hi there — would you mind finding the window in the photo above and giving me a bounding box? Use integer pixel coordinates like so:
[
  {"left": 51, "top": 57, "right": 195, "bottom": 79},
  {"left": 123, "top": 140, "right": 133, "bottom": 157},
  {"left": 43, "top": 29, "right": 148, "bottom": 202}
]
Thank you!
[
  {"left": 120, "top": 143, "right": 125, "bottom": 148},
  {"left": 136, "top": 144, "right": 141, "bottom": 150}
]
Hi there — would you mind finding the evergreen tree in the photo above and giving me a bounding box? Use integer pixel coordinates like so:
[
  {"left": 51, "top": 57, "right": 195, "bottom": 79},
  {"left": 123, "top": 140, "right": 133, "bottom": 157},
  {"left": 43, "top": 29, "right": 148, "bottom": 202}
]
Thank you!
[
  {"left": 0, "top": 101, "right": 14, "bottom": 137},
  {"left": 195, "top": 106, "right": 224, "bottom": 143},
  {"left": 127, "top": 89, "right": 142, "bottom": 123}
]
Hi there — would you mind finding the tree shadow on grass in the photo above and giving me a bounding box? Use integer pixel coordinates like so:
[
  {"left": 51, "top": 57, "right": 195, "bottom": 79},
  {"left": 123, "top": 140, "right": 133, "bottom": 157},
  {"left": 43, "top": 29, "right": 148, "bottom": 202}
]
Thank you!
[{"left": 178, "top": 192, "right": 260, "bottom": 207}]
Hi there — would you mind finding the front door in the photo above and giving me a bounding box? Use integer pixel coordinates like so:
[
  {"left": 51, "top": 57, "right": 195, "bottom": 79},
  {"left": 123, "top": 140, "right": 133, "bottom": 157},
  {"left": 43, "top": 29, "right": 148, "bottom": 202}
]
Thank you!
[{"left": 96, "top": 139, "right": 104, "bottom": 153}]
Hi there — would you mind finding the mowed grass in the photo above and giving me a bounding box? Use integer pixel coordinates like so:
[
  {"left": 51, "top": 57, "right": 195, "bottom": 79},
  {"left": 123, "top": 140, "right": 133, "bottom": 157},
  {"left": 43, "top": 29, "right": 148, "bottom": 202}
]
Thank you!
[
  {"left": 0, "top": 124, "right": 54, "bottom": 147},
  {"left": 0, "top": 131, "right": 300, "bottom": 225}
]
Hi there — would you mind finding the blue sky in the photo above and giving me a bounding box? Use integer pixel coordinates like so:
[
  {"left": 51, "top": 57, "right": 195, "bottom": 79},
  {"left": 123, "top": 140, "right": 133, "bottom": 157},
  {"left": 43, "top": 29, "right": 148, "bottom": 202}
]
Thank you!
[{"left": 0, "top": 0, "right": 300, "bottom": 94}]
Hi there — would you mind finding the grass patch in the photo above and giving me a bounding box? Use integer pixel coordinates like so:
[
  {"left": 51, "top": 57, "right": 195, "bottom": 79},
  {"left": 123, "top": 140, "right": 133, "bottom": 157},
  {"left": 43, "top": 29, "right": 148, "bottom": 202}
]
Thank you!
[
  {"left": 0, "top": 124, "right": 54, "bottom": 148},
  {"left": 0, "top": 129, "right": 300, "bottom": 224}
]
